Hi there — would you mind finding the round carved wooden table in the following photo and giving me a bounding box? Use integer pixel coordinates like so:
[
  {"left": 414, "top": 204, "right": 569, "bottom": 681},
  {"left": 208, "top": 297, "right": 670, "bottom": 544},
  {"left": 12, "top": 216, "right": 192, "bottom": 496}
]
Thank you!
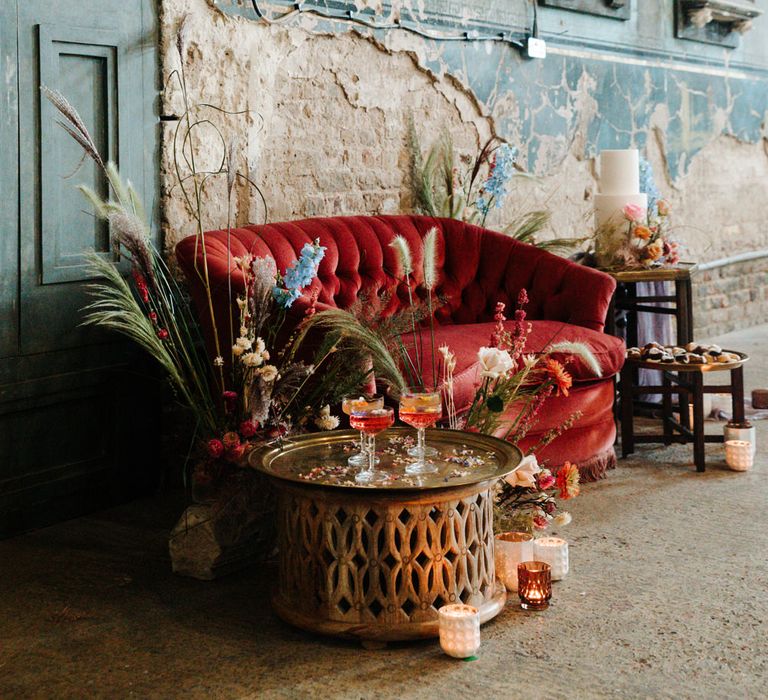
[{"left": 251, "top": 428, "right": 521, "bottom": 642}]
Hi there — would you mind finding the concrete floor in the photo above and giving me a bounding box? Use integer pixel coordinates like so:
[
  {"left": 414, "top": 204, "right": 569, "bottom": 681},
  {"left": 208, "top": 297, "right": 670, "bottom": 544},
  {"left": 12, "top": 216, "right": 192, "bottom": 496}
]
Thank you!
[{"left": 2, "top": 326, "right": 767, "bottom": 699}]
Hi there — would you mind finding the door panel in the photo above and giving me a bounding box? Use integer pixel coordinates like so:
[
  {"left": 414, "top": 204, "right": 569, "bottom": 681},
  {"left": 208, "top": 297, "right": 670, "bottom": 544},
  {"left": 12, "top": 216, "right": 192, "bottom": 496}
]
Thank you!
[
  {"left": 0, "top": 2, "right": 20, "bottom": 359},
  {"left": 39, "top": 25, "right": 120, "bottom": 284},
  {"left": 18, "top": 1, "right": 148, "bottom": 354}
]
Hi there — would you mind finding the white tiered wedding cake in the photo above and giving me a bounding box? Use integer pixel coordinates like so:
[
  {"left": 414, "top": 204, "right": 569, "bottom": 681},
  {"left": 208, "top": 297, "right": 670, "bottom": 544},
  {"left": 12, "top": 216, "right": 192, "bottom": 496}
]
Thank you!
[{"left": 594, "top": 149, "right": 648, "bottom": 230}]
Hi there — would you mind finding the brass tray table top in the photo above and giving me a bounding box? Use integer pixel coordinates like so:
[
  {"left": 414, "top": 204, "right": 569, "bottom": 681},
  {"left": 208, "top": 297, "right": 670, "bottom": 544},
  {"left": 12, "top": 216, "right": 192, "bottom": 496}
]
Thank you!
[{"left": 250, "top": 427, "right": 522, "bottom": 491}]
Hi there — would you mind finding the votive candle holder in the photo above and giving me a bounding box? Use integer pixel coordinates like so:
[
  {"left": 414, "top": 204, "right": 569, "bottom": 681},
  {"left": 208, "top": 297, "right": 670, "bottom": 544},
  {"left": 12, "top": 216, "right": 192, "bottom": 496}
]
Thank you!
[
  {"left": 495, "top": 531, "right": 534, "bottom": 592},
  {"left": 725, "top": 440, "right": 753, "bottom": 471},
  {"left": 533, "top": 537, "right": 569, "bottom": 581},
  {"left": 438, "top": 604, "right": 480, "bottom": 658},
  {"left": 517, "top": 561, "right": 552, "bottom": 611},
  {"left": 724, "top": 423, "right": 756, "bottom": 457}
]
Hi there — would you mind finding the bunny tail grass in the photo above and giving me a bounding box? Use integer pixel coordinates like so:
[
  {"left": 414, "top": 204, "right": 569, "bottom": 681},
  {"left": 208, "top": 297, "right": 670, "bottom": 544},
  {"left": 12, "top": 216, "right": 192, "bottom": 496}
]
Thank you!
[{"left": 548, "top": 341, "right": 602, "bottom": 378}]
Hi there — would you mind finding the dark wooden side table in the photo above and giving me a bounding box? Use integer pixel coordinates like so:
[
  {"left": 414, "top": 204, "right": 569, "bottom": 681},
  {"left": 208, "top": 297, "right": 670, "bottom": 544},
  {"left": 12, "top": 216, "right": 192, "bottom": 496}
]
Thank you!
[
  {"left": 250, "top": 427, "right": 521, "bottom": 642},
  {"left": 604, "top": 263, "right": 698, "bottom": 347},
  {"left": 620, "top": 351, "right": 749, "bottom": 472}
]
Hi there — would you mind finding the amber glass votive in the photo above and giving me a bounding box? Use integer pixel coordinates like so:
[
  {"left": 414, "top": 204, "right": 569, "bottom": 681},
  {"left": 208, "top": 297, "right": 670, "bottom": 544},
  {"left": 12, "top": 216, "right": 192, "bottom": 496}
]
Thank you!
[{"left": 517, "top": 561, "right": 552, "bottom": 610}]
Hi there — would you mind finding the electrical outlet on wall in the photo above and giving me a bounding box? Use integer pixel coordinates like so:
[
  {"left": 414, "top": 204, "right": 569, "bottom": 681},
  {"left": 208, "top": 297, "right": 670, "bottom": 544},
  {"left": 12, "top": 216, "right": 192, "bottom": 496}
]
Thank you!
[{"left": 526, "top": 36, "right": 547, "bottom": 58}]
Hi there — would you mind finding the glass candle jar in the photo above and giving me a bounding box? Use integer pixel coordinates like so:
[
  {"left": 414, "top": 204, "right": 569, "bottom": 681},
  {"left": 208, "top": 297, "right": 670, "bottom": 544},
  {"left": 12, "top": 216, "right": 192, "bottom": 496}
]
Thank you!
[
  {"left": 495, "top": 532, "right": 534, "bottom": 592},
  {"left": 438, "top": 604, "right": 480, "bottom": 658},
  {"left": 724, "top": 424, "right": 756, "bottom": 457},
  {"left": 725, "top": 440, "right": 753, "bottom": 471},
  {"left": 533, "top": 537, "right": 569, "bottom": 581},
  {"left": 517, "top": 561, "right": 552, "bottom": 611}
]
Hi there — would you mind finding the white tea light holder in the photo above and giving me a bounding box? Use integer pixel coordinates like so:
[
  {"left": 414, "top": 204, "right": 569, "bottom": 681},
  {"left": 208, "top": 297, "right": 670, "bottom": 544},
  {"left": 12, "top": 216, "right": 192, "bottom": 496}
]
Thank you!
[
  {"left": 533, "top": 537, "right": 569, "bottom": 580},
  {"left": 724, "top": 423, "right": 756, "bottom": 457},
  {"left": 725, "top": 440, "right": 753, "bottom": 471},
  {"left": 438, "top": 604, "right": 480, "bottom": 659},
  {"left": 495, "top": 532, "right": 534, "bottom": 592}
]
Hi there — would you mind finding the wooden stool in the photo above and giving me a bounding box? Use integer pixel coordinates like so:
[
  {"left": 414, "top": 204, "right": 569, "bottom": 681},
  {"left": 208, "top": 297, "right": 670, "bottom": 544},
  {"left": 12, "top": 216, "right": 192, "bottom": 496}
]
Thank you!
[{"left": 620, "top": 351, "right": 749, "bottom": 472}]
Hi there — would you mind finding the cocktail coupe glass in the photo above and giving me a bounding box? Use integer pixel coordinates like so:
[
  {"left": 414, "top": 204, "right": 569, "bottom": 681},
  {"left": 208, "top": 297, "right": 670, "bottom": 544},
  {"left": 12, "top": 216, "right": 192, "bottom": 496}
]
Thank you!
[
  {"left": 349, "top": 406, "right": 395, "bottom": 484},
  {"left": 399, "top": 387, "right": 443, "bottom": 475},
  {"left": 342, "top": 395, "right": 384, "bottom": 467}
]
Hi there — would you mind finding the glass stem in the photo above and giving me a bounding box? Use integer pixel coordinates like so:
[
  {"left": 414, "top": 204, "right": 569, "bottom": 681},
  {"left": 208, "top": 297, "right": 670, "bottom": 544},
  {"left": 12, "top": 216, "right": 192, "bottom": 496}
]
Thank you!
[
  {"left": 417, "top": 427, "right": 425, "bottom": 465},
  {"left": 359, "top": 430, "right": 366, "bottom": 456},
  {"left": 368, "top": 435, "right": 375, "bottom": 474}
]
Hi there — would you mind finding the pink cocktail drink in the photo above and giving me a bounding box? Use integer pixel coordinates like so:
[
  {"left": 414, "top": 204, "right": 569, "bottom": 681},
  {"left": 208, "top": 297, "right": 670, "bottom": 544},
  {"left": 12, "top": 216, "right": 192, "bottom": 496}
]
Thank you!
[
  {"left": 350, "top": 410, "right": 395, "bottom": 435},
  {"left": 349, "top": 406, "right": 394, "bottom": 484},
  {"left": 399, "top": 388, "right": 442, "bottom": 475},
  {"left": 343, "top": 394, "right": 384, "bottom": 468}
]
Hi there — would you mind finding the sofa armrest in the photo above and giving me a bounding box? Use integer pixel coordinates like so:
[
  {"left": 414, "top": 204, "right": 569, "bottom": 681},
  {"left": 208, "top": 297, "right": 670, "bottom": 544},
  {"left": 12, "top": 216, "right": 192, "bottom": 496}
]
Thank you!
[{"left": 494, "top": 234, "right": 617, "bottom": 333}]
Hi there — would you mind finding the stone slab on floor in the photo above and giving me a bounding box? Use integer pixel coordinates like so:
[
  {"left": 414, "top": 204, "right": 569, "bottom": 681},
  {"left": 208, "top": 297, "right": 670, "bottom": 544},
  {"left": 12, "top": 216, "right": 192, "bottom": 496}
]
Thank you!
[{"left": 0, "top": 326, "right": 766, "bottom": 699}]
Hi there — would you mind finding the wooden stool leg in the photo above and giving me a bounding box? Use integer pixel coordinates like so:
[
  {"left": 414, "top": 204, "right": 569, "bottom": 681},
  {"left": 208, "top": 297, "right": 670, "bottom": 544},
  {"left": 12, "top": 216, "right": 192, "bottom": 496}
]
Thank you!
[
  {"left": 691, "top": 372, "right": 706, "bottom": 472},
  {"left": 620, "top": 364, "right": 635, "bottom": 457},
  {"left": 679, "top": 384, "right": 690, "bottom": 432},
  {"left": 662, "top": 372, "right": 672, "bottom": 445},
  {"left": 731, "top": 366, "right": 746, "bottom": 425}
]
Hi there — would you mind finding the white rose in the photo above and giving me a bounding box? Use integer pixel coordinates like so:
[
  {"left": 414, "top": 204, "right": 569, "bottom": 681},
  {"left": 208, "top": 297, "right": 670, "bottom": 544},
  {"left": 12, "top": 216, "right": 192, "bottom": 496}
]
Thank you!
[
  {"left": 553, "top": 511, "right": 572, "bottom": 527},
  {"left": 241, "top": 352, "right": 264, "bottom": 368},
  {"left": 254, "top": 337, "right": 266, "bottom": 355},
  {"left": 259, "top": 364, "right": 278, "bottom": 383},
  {"left": 504, "top": 454, "right": 541, "bottom": 489},
  {"left": 478, "top": 346, "right": 514, "bottom": 379}
]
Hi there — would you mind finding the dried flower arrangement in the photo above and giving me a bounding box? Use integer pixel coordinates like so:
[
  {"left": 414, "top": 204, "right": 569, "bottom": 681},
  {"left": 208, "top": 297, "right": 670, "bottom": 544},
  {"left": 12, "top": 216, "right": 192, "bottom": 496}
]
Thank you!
[
  {"left": 408, "top": 129, "right": 587, "bottom": 253},
  {"left": 380, "top": 230, "right": 596, "bottom": 530},
  {"left": 594, "top": 200, "right": 679, "bottom": 271}
]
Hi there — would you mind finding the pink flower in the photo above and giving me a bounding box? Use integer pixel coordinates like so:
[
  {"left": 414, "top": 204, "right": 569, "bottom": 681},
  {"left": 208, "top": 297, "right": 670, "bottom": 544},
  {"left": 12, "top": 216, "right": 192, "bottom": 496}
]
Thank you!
[
  {"left": 538, "top": 469, "right": 555, "bottom": 490},
  {"left": 206, "top": 439, "right": 224, "bottom": 458},
  {"left": 517, "top": 288, "right": 529, "bottom": 307},
  {"left": 623, "top": 203, "right": 646, "bottom": 223},
  {"left": 533, "top": 514, "right": 549, "bottom": 530},
  {"left": 239, "top": 420, "right": 259, "bottom": 439}
]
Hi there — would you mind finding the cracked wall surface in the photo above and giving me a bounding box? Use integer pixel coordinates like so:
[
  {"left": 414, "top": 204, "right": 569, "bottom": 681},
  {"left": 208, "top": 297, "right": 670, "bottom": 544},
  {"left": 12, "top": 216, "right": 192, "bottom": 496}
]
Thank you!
[{"left": 161, "top": 0, "right": 768, "bottom": 334}]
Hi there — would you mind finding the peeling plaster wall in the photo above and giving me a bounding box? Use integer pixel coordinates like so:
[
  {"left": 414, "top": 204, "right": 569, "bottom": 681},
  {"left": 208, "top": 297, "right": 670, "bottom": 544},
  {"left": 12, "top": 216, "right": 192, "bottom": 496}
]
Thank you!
[{"left": 160, "top": 0, "right": 768, "bottom": 335}]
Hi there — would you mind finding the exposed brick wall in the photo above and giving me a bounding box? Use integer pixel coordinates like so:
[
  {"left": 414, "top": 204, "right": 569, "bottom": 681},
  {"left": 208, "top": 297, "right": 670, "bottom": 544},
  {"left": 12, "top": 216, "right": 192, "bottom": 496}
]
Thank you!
[{"left": 695, "top": 257, "right": 768, "bottom": 339}]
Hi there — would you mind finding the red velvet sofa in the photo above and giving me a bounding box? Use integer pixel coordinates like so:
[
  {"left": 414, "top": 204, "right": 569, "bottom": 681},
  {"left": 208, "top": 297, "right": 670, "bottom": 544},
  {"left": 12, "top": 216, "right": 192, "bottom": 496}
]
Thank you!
[{"left": 176, "top": 215, "right": 624, "bottom": 481}]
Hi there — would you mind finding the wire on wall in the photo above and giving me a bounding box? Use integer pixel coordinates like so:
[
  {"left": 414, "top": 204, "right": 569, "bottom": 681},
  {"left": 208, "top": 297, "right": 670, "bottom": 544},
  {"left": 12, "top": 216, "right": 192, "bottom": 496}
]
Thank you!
[{"left": 248, "top": 0, "right": 528, "bottom": 49}]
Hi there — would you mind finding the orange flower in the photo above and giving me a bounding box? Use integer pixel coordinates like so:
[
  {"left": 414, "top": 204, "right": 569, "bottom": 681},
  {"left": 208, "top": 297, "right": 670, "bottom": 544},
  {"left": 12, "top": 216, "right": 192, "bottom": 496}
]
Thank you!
[
  {"left": 633, "top": 225, "right": 652, "bottom": 240},
  {"left": 657, "top": 199, "right": 670, "bottom": 217},
  {"left": 647, "top": 241, "right": 663, "bottom": 260},
  {"left": 545, "top": 358, "right": 572, "bottom": 397},
  {"left": 555, "top": 462, "right": 580, "bottom": 500}
]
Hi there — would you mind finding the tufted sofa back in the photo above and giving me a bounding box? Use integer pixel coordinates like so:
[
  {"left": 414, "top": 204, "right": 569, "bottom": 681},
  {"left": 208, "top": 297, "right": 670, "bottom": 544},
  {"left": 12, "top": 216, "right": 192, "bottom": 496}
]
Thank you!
[{"left": 175, "top": 215, "right": 615, "bottom": 354}]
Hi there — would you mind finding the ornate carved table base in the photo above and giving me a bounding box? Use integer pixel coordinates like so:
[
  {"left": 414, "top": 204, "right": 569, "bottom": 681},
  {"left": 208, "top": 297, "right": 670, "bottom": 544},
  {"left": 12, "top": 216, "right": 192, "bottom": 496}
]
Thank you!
[{"left": 273, "top": 481, "right": 506, "bottom": 641}]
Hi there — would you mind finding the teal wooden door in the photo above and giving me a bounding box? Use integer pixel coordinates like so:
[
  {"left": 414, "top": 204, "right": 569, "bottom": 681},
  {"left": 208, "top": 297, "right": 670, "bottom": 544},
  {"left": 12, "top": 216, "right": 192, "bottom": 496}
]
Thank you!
[{"left": 0, "top": 0, "right": 160, "bottom": 536}]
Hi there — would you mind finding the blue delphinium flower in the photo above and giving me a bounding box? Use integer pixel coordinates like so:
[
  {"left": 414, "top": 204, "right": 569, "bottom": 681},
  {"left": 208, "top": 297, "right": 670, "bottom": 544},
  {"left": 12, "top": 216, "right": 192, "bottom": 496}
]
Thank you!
[
  {"left": 639, "top": 157, "right": 661, "bottom": 217},
  {"left": 474, "top": 143, "right": 518, "bottom": 218},
  {"left": 273, "top": 239, "right": 326, "bottom": 308}
]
